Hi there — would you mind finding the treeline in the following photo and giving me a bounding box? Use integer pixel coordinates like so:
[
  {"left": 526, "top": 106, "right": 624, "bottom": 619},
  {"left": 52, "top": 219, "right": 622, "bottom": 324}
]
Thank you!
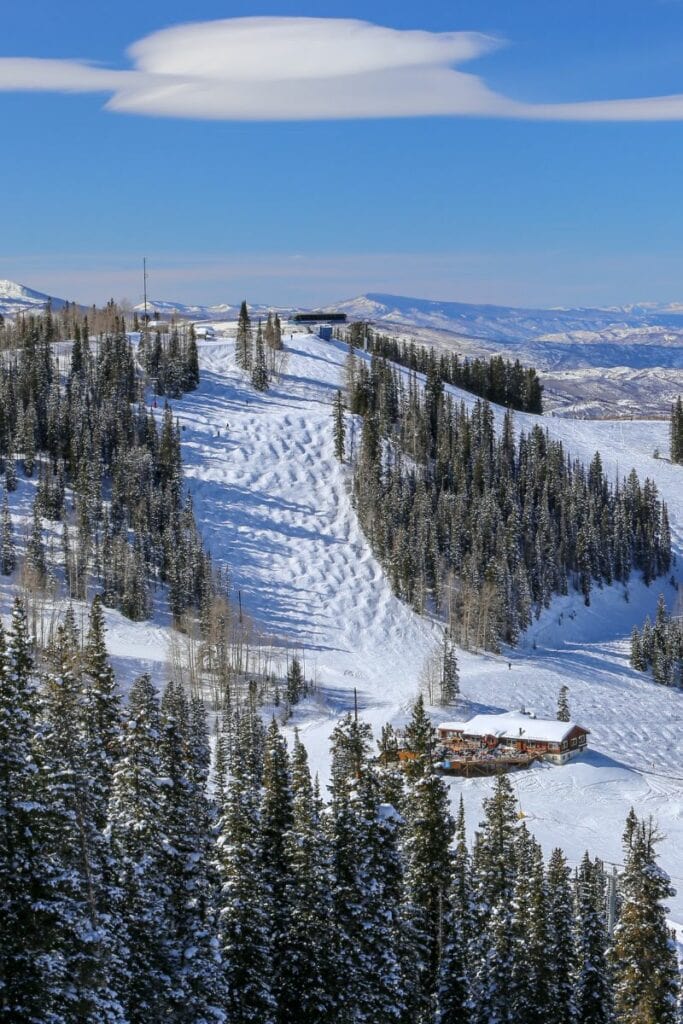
[
  {"left": 630, "top": 594, "right": 683, "bottom": 686},
  {"left": 345, "top": 321, "right": 543, "bottom": 413},
  {"left": 671, "top": 396, "right": 683, "bottom": 464},
  {"left": 0, "top": 308, "right": 212, "bottom": 623},
  {"left": 345, "top": 353, "right": 671, "bottom": 651},
  {"left": 1, "top": 619, "right": 679, "bottom": 1024},
  {"left": 0, "top": 298, "right": 135, "bottom": 349},
  {"left": 234, "top": 300, "right": 284, "bottom": 391},
  {"left": 137, "top": 322, "right": 199, "bottom": 398}
]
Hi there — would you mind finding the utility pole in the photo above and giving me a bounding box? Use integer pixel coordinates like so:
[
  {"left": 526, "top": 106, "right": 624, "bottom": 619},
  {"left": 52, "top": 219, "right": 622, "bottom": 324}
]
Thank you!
[{"left": 143, "top": 256, "right": 148, "bottom": 323}]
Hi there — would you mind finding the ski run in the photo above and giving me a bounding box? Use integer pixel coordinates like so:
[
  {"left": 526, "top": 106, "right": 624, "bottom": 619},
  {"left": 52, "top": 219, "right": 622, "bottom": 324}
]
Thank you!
[{"left": 3, "top": 326, "right": 682, "bottom": 924}]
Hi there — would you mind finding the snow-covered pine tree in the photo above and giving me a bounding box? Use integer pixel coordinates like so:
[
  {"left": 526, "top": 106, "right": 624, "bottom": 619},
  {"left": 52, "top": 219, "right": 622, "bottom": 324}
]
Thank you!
[
  {"left": 184, "top": 326, "right": 200, "bottom": 391},
  {"left": 251, "top": 320, "right": 269, "bottom": 392},
  {"left": 435, "top": 796, "right": 472, "bottom": 1024},
  {"left": 469, "top": 772, "right": 520, "bottom": 1024},
  {"left": 25, "top": 499, "right": 47, "bottom": 588},
  {"left": 278, "top": 731, "right": 338, "bottom": 1023},
  {"left": 611, "top": 816, "right": 680, "bottom": 1024},
  {"left": 273, "top": 313, "right": 283, "bottom": 349},
  {"left": 333, "top": 389, "right": 346, "bottom": 461},
  {"left": 557, "top": 684, "right": 571, "bottom": 722},
  {"left": 574, "top": 853, "right": 613, "bottom": 1024},
  {"left": 440, "top": 628, "right": 460, "bottom": 704},
  {"left": 545, "top": 847, "right": 577, "bottom": 1024},
  {"left": 0, "top": 491, "right": 15, "bottom": 575},
  {"left": 108, "top": 674, "right": 172, "bottom": 1024},
  {"left": 0, "top": 603, "right": 54, "bottom": 1022},
  {"left": 286, "top": 655, "right": 304, "bottom": 705},
  {"left": 235, "top": 301, "right": 253, "bottom": 371},
  {"left": 35, "top": 622, "right": 126, "bottom": 1023},
  {"left": 82, "top": 596, "right": 122, "bottom": 830},
  {"left": 4, "top": 438, "right": 17, "bottom": 492},
  {"left": 401, "top": 697, "right": 455, "bottom": 1020},
  {"left": 259, "top": 720, "right": 294, "bottom": 1021},
  {"left": 327, "top": 713, "right": 406, "bottom": 1023},
  {"left": 158, "top": 681, "right": 225, "bottom": 1022},
  {"left": 215, "top": 720, "right": 275, "bottom": 1024},
  {"left": 402, "top": 693, "right": 435, "bottom": 765},
  {"left": 509, "top": 826, "right": 551, "bottom": 1024}
]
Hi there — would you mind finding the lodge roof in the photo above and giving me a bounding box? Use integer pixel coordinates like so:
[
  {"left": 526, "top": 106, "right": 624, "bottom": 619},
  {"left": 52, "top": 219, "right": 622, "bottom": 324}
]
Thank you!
[{"left": 438, "top": 711, "right": 589, "bottom": 745}]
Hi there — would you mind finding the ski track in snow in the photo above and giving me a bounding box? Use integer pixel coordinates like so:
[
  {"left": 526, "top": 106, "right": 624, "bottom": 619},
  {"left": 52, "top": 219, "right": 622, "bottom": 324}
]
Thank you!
[
  {"left": 4, "top": 329, "right": 681, "bottom": 919},
  {"left": 175, "top": 333, "right": 683, "bottom": 916}
]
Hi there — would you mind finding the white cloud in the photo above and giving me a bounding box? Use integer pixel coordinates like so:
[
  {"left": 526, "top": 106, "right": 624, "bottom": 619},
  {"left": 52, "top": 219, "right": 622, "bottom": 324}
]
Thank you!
[{"left": 1, "top": 16, "right": 683, "bottom": 122}]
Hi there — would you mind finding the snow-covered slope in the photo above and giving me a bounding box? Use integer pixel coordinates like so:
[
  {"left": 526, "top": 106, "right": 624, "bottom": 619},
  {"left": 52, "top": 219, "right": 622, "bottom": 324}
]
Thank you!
[
  {"left": 3, "top": 324, "right": 681, "bottom": 917},
  {"left": 173, "top": 331, "right": 683, "bottom": 919},
  {"left": 0, "top": 279, "right": 69, "bottom": 319}
]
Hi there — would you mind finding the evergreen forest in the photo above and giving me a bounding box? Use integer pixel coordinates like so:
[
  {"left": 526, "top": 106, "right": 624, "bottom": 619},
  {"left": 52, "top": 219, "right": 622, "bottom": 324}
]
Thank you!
[
  {"left": 342, "top": 350, "right": 671, "bottom": 651},
  {"left": 0, "top": 604, "right": 679, "bottom": 1024},
  {"left": 0, "top": 305, "right": 216, "bottom": 623},
  {"left": 630, "top": 593, "right": 683, "bottom": 686}
]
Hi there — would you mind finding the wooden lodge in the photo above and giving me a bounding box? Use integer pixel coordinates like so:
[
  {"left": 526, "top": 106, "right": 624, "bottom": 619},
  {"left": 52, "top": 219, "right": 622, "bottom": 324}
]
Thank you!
[{"left": 437, "top": 711, "right": 589, "bottom": 771}]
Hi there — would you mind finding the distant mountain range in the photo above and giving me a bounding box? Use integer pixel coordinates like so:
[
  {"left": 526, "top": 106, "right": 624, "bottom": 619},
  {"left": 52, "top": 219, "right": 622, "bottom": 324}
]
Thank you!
[
  {"left": 0, "top": 279, "right": 70, "bottom": 319},
  {"left": 3, "top": 279, "right": 683, "bottom": 368},
  {"left": 329, "top": 292, "right": 683, "bottom": 345}
]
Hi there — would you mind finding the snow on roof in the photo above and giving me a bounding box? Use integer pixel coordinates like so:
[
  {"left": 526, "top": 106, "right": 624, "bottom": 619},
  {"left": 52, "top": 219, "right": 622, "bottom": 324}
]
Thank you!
[{"left": 438, "top": 712, "right": 588, "bottom": 744}]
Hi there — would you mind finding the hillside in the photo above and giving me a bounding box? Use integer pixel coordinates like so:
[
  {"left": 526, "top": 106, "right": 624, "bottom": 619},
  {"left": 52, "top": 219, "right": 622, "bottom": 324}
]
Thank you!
[
  {"left": 0, "top": 279, "right": 69, "bottom": 319},
  {"left": 332, "top": 290, "right": 683, "bottom": 349},
  {"left": 1, "top": 320, "right": 681, "bottom": 926},
  {"left": 94, "top": 327, "right": 683, "bottom": 920}
]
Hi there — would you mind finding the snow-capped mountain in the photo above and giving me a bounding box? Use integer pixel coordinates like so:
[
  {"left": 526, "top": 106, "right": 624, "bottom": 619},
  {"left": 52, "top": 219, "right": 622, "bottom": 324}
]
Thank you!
[
  {"left": 132, "top": 297, "right": 293, "bottom": 321},
  {"left": 330, "top": 291, "right": 683, "bottom": 346},
  {"left": 0, "top": 279, "right": 69, "bottom": 319}
]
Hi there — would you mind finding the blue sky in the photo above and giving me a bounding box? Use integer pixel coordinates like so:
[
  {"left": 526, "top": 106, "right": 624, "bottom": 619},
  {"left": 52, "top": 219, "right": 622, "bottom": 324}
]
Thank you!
[{"left": 3, "top": 1, "right": 683, "bottom": 308}]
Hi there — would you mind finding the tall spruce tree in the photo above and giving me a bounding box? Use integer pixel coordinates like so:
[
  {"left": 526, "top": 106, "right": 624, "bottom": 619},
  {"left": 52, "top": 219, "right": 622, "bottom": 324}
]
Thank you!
[
  {"left": 215, "top": 721, "right": 275, "bottom": 1024},
  {"left": 546, "top": 848, "right": 577, "bottom": 1024},
  {"left": 435, "top": 796, "right": 472, "bottom": 1024},
  {"left": 470, "top": 773, "right": 520, "bottom": 1024},
  {"left": 235, "top": 301, "right": 253, "bottom": 371},
  {"left": 401, "top": 697, "right": 455, "bottom": 1020},
  {"left": 611, "top": 817, "right": 680, "bottom": 1024},
  {"left": 278, "top": 732, "right": 337, "bottom": 1024},
  {"left": 35, "top": 623, "right": 125, "bottom": 1023},
  {"left": 0, "top": 492, "right": 15, "bottom": 575},
  {"left": 557, "top": 684, "right": 571, "bottom": 722},
  {"left": 259, "top": 720, "right": 294, "bottom": 1022},
  {"left": 0, "top": 602, "right": 53, "bottom": 1023},
  {"left": 107, "top": 674, "right": 171, "bottom": 1024},
  {"left": 82, "top": 596, "right": 122, "bottom": 830},
  {"left": 574, "top": 853, "right": 613, "bottom": 1024},
  {"left": 440, "top": 629, "right": 460, "bottom": 704},
  {"left": 333, "top": 389, "right": 346, "bottom": 461},
  {"left": 251, "top": 320, "right": 269, "bottom": 392},
  {"left": 157, "top": 682, "right": 225, "bottom": 1023}
]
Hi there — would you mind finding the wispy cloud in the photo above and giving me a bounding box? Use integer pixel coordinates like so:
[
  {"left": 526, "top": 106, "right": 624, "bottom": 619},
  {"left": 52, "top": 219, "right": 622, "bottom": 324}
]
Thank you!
[{"left": 1, "top": 17, "right": 683, "bottom": 122}]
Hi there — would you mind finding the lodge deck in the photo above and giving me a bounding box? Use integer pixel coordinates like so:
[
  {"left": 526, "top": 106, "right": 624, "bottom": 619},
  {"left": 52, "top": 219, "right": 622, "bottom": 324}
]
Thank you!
[{"left": 437, "top": 752, "right": 538, "bottom": 776}]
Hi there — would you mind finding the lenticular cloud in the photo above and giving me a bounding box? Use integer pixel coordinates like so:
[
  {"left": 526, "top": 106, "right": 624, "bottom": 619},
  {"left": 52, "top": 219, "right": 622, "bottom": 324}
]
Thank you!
[{"left": 2, "top": 15, "right": 683, "bottom": 122}]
